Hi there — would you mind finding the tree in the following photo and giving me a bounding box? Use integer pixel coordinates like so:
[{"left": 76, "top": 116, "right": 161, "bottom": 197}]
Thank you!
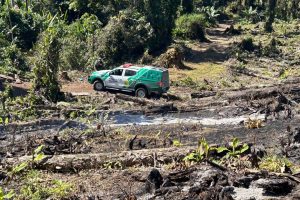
[
  {"left": 265, "top": 0, "right": 277, "bottom": 32},
  {"left": 141, "top": 0, "right": 180, "bottom": 51},
  {"left": 25, "top": 0, "right": 29, "bottom": 11},
  {"left": 32, "top": 26, "right": 61, "bottom": 103}
]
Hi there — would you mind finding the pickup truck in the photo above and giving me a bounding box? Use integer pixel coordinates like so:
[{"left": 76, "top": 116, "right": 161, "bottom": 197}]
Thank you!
[{"left": 88, "top": 64, "right": 170, "bottom": 98}]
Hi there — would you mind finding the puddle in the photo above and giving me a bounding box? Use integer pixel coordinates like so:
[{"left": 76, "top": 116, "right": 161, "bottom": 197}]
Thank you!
[
  {"left": 106, "top": 112, "right": 266, "bottom": 127},
  {"left": 0, "top": 110, "right": 267, "bottom": 134}
]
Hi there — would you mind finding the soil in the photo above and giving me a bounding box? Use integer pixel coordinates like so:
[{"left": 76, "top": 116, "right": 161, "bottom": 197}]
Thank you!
[{"left": 2, "top": 22, "right": 300, "bottom": 200}]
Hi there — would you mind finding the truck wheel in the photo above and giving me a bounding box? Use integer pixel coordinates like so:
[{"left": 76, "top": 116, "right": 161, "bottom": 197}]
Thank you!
[
  {"left": 135, "top": 87, "right": 148, "bottom": 98},
  {"left": 93, "top": 80, "right": 104, "bottom": 91}
]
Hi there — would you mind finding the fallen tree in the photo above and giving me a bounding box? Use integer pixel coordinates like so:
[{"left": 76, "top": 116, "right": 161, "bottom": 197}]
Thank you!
[{"left": 6, "top": 147, "right": 195, "bottom": 172}]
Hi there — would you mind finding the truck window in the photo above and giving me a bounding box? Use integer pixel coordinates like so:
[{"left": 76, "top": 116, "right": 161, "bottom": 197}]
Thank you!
[
  {"left": 110, "top": 69, "right": 123, "bottom": 76},
  {"left": 124, "top": 70, "right": 137, "bottom": 77}
]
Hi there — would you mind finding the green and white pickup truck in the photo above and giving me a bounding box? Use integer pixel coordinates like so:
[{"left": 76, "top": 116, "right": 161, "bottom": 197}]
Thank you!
[{"left": 88, "top": 64, "right": 170, "bottom": 98}]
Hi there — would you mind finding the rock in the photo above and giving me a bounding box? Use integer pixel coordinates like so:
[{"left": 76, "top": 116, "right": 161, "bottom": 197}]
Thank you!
[
  {"left": 292, "top": 128, "right": 300, "bottom": 143},
  {"left": 0, "top": 135, "right": 7, "bottom": 140},
  {"left": 187, "top": 169, "right": 231, "bottom": 199},
  {"left": 289, "top": 185, "right": 300, "bottom": 200},
  {"left": 0, "top": 171, "right": 7, "bottom": 182},
  {"left": 252, "top": 178, "right": 295, "bottom": 195},
  {"left": 232, "top": 187, "right": 264, "bottom": 200},
  {"left": 145, "top": 169, "right": 163, "bottom": 193},
  {"left": 224, "top": 24, "right": 241, "bottom": 35},
  {"left": 233, "top": 175, "right": 259, "bottom": 188},
  {"left": 191, "top": 169, "right": 229, "bottom": 188},
  {"left": 190, "top": 186, "right": 234, "bottom": 200}
]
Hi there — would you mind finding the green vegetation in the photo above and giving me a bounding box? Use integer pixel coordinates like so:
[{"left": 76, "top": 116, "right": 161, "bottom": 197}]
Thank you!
[
  {"left": 183, "top": 138, "right": 211, "bottom": 163},
  {"left": 173, "top": 13, "right": 208, "bottom": 41},
  {"left": 0, "top": 188, "right": 14, "bottom": 200},
  {"left": 183, "top": 137, "right": 249, "bottom": 165},
  {"left": 2, "top": 146, "right": 74, "bottom": 199},
  {"left": 0, "top": 0, "right": 297, "bottom": 75},
  {"left": 31, "top": 23, "right": 62, "bottom": 103},
  {"left": 259, "top": 155, "right": 293, "bottom": 173}
]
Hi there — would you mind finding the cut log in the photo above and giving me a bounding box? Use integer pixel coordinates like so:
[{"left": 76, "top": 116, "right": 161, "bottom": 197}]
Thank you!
[
  {"left": 226, "top": 87, "right": 280, "bottom": 101},
  {"left": 191, "top": 91, "right": 217, "bottom": 99},
  {"left": 6, "top": 147, "right": 196, "bottom": 172},
  {"left": 225, "top": 83, "right": 300, "bottom": 103},
  {"left": 115, "top": 94, "right": 156, "bottom": 106},
  {"left": 146, "top": 103, "right": 175, "bottom": 114}
]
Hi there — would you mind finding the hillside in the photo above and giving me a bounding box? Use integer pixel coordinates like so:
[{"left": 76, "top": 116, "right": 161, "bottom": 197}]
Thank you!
[{"left": 1, "top": 1, "right": 300, "bottom": 199}]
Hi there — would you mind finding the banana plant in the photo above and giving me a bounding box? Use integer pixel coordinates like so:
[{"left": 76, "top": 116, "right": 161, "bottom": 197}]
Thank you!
[
  {"left": 183, "top": 138, "right": 210, "bottom": 163},
  {"left": 217, "top": 138, "right": 249, "bottom": 159}
]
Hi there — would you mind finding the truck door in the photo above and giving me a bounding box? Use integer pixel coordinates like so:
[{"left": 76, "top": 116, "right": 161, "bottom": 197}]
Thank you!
[
  {"left": 123, "top": 69, "right": 137, "bottom": 89},
  {"left": 105, "top": 69, "right": 124, "bottom": 89}
]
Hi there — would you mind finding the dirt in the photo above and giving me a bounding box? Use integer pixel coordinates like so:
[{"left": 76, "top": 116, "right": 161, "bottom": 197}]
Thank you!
[
  {"left": 2, "top": 22, "right": 300, "bottom": 199},
  {"left": 2, "top": 78, "right": 300, "bottom": 199}
]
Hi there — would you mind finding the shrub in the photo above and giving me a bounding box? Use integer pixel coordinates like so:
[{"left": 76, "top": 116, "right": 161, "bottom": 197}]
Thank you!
[
  {"left": 94, "top": 9, "right": 154, "bottom": 66},
  {"left": 173, "top": 13, "right": 208, "bottom": 41},
  {"left": 32, "top": 25, "right": 62, "bottom": 103},
  {"left": 239, "top": 37, "right": 255, "bottom": 52},
  {"left": 60, "top": 14, "right": 102, "bottom": 71},
  {"left": 0, "top": 7, "right": 42, "bottom": 50},
  {"left": 0, "top": 43, "right": 29, "bottom": 75},
  {"left": 259, "top": 155, "right": 293, "bottom": 173},
  {"left": 262, "top": 37, "right": 280, "bottom": 57}
]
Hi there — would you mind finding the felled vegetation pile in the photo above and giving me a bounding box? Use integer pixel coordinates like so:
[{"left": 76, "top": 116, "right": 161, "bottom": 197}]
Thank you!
[{"left": 155, "top": 44, "right": 186, "bottom": 69}]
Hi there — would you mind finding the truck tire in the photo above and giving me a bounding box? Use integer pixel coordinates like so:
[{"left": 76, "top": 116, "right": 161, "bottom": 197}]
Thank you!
[
  {"left": 93, "top": 80, "right": 104, "bottom": 91},
  {"left": 135, "top": 87, "right": 148, "bottom": 98}
]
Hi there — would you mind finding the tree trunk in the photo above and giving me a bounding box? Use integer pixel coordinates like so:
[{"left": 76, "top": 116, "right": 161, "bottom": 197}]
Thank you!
[
  {"left": 265, "top": 0, "right": 277, "bottom": 32},
  {"left": 25, "top": 0, "right": 28, "bottom": 11},
  {"left": 291, "top": 0, "right": 298, "bottom": 19},
  {"left": 7, "top": 147, "right": 195, "bottom": 172}
]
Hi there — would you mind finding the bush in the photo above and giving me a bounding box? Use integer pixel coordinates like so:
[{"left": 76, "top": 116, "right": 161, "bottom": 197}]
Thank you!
[
  {"left": 173, "top": 13, "right": 208, "bottom": 41},
  {"left": 262, "top": 38, "right": 281, "bottom": 57},
  {"left": 60, "top": 14, "right": 102, "bottom": 71},
  {"left": 0, "top": 7, "right": 42, "bottom": 50},
  {"left": 239, "top": 37, "right": 255, "bottom": 52},
  {"left": 94, "top": 9, "right": 154, "bottom": 67},
  {"left": 32, "top": 26, "right": 62, "bottom": 103},
  {"left": 0, "top": 43, "right": 29, "bottom": 75}
]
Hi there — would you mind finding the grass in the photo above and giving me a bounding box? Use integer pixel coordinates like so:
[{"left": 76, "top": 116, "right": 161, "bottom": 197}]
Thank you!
[
  {"left": 169, "top": 62, "right": 227, "bottom": 83},
  {"left": 259, "top": 155, "right": 293, "bottom": 173}
]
